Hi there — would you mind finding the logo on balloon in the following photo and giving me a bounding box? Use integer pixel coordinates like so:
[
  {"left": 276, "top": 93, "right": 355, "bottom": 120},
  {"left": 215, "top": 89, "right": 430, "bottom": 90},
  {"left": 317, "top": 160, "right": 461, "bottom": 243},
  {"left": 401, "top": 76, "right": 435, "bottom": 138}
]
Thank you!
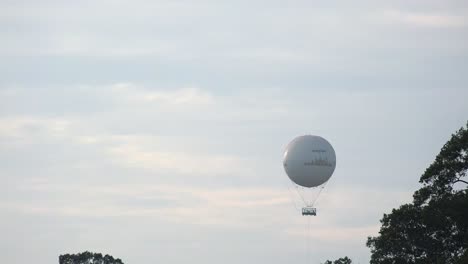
[{"left": 304, "top": 157, "right": 334, "bottom": 167}]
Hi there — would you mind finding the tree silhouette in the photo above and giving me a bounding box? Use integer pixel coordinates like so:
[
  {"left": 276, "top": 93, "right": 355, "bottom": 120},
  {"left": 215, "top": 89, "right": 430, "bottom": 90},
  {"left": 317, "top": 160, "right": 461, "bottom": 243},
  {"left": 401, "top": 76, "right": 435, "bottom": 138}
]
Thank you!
[
  {"left": 323, "top": 256, "right": 352, "bottom": 264},
  {"left": 59, "top": 251, "right": 124, "bottom": 264},
  {"left": 367, "top": 122, "right": 468, "bottom": 264}
]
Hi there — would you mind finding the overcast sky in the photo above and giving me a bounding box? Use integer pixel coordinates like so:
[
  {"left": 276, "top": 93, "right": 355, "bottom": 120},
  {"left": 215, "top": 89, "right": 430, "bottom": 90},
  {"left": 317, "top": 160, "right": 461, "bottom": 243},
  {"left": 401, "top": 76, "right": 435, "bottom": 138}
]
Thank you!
[{"left": 1, "top": 1, "right": 468, "bottom": 263}]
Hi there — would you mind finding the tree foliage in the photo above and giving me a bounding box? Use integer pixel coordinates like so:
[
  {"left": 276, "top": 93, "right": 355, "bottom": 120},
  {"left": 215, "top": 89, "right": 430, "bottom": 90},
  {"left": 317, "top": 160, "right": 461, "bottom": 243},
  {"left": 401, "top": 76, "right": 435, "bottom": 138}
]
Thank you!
[
  {"left": 367, "top": 122, "right": 468, "bottom": 264},
  {"left": 323, "top": 256, "right": 352, "bottom": 264},
  {"left": 59, "top": 251, "right": 124, "bottom": 264}
]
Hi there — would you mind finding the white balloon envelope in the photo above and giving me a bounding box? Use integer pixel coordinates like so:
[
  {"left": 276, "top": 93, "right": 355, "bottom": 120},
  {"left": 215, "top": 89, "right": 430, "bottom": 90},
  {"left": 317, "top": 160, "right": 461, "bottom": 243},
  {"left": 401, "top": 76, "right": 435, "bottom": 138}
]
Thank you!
[{"left": 283, "top": 135, "right": 336, "bottom": 188}]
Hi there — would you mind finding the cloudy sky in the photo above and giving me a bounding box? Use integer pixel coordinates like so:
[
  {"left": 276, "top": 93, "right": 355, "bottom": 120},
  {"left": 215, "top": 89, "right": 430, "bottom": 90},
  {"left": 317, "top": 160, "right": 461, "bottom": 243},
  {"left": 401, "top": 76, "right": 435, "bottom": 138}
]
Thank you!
[{"left": 1, "top": 0, "right": 468, "bottom": 263}]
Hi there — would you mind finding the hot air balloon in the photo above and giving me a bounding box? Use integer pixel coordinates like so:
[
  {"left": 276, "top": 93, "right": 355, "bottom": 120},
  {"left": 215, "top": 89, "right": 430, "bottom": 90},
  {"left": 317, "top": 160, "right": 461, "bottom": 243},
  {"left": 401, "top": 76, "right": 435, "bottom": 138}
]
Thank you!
[{"left": 283, "top": 135, "right": 336, "bottom": 216}]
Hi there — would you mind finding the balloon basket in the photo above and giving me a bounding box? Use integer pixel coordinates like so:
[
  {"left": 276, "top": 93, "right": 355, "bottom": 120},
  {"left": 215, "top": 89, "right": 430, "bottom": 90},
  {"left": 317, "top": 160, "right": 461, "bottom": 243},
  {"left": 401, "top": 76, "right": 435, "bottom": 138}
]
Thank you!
[{"left": 302, "top": 207, "right": 316, "bottom": 216}]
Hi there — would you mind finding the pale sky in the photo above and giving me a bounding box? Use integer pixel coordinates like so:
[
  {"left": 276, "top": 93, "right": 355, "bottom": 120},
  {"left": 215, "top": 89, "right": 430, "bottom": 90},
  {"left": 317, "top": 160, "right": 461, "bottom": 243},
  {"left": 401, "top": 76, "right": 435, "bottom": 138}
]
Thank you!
[{"left": 1, "top": 1, "right": 468, "bottom": 263}]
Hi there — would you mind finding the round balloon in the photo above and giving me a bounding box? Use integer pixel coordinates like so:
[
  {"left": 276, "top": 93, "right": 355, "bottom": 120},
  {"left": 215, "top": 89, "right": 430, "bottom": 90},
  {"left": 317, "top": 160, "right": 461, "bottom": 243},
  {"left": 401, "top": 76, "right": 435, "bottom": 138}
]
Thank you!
[{"left": 283, "top": 135, "right": 336, "bottom": 188}]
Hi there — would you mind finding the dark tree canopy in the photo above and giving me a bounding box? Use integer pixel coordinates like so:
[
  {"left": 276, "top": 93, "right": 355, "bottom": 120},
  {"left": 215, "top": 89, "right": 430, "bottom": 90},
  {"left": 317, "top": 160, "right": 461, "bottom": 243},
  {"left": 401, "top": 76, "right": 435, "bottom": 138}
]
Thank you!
[
  {"left": 367, "top": 122, "right": 468, "bottom": 264},
  {"left": 59, "top": 251, "right": 124, "bottom": 264},
  {"left": 323, "top": 256, "right": 353, "bottom": 264}
]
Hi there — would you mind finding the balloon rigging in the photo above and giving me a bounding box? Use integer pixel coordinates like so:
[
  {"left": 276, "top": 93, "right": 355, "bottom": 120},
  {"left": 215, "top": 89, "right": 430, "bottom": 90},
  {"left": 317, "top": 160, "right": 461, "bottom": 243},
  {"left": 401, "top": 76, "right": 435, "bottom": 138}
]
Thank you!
[
  {"left": 282, "top": 135, "right": 337, "bottom": 263},
  {"left": 282, "top": 135, "right": 336, "bottom": 216}
]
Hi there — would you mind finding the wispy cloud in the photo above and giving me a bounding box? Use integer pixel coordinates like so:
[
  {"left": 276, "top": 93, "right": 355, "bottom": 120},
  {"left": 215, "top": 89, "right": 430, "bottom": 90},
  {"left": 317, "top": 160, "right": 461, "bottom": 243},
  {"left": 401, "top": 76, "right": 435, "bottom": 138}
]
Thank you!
[
  {"left": 286, "top": 225, "right": 380, "bottom": 243},
  {"left": 0, "top": 115, "right": 250, "bottom": 176},
  {"left": 0, "top": 117, "right": 71, "bottom": 140},
  {"left": 5, "top": 180, "right": 291, "bottom": 227},
  {"left": 381, "top": 10, "right": 467, "bottom": 28},
  {"left": 107, "top": 138, "right": 246, "bottom": 175},
  {"left": 5, "top": 178, "right": 412, "bottom": 235},
  {"left": 109, "top": 83, "right": 214, "bottom": 106}
]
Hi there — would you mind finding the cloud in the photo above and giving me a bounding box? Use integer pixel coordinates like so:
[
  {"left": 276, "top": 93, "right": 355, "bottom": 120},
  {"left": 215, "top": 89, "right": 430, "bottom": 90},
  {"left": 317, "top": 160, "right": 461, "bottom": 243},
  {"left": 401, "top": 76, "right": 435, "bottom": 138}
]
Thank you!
[
  {"left": 1, "top": 82, "right": 289, "bottom": 118},
  {"left": 4, "top": 177, "right": 412, "bottom": 234},
  {"left": 381, "top": 10, "right": 467, "bottom": 28},
  {"left": 109, "top": 83, "right": 214, "bottom": 106},
  {"left": 0, "top": 115, "right": 250, "bottom": 177},
  {"left": 4, "top": 180, "right": 291, "bottom": 228},
  {"left": 107, "top": 137, "right": 246, "bottom": 175},
  {"left": 0, "top": 116, "right": 71, "bottom": 140},
  {"left": 286, "top": 224, "right": 380, "bottom": 243}
]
